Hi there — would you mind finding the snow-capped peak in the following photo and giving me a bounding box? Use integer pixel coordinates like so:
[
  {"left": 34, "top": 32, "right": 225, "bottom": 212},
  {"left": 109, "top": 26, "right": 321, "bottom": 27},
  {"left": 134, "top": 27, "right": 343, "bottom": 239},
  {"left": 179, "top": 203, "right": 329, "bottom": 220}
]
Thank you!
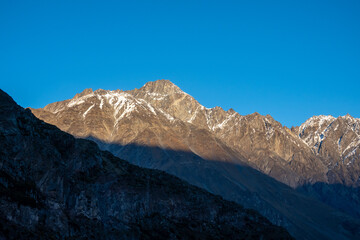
[
  {"left": 299, "top": 115, "right": 335, "bottom": 136},
  {"left": 298, "top": 115, "right": 336, "bottom": 149},
  {"left": 50, "top": 88, "right": 180, "bottom": 127}
]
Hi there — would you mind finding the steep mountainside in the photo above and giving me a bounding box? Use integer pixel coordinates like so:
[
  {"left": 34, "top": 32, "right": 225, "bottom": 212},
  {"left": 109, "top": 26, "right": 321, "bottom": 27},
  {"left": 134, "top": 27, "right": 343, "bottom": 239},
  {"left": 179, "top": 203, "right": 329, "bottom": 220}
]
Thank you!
[
  {"left": 0, "top": 89, "right": 294, "bottom": 239},
  {"left": 294, "top": 115, "right": 360, "bottom": 218},
  {"left": 30, "top": 80, "right": 360, "bottom": 239},
  {"left": 297, "top": 114, "right": 360, "bottom": 186}
]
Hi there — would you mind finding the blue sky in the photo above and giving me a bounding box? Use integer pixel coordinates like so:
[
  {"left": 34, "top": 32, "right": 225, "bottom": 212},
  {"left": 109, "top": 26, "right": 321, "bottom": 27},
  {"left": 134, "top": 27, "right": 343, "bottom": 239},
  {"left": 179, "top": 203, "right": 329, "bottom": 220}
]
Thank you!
[{"left": 1, "top": 0, "right": 359, "bottom": 127}]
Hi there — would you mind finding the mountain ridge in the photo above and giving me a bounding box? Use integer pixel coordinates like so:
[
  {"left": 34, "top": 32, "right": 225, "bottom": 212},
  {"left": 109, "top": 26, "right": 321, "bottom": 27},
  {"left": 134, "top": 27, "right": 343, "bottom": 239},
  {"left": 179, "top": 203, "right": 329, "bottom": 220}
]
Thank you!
[
  {"left": 30, "top": 79, "right": 360, "bottom": 190},
  {"left": 30, "top": 80, "right": 360, "bottom": 239}
]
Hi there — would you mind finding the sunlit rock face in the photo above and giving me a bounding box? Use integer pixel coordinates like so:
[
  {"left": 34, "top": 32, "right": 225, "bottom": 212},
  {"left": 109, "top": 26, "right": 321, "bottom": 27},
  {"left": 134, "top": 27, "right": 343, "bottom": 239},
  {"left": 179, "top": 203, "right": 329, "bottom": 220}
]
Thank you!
[
  {"left": 297, "top": 114, "right": 360, "bottom": 186},
  {"left": 30, "top": 80, "right": 360, "bottom": 239},
  {"left": 0, "top": 89, "right": 294, "bottom": 240}
]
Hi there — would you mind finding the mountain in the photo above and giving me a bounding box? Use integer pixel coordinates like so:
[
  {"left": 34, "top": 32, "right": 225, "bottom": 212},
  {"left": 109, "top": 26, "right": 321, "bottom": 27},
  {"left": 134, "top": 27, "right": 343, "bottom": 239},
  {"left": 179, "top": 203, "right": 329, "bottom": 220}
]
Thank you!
[
  {"left": 0, "top": 89, "right": 294, "bottom": 239},
  {"left": 293, "top": 114, "right": 360, "bottom": 218},
  {"left": 30, "top": 80, "right": 329, "bottom": 187},
  {"left": 30, "top": 80, "right": 360, "bottom": 239},
  {"left": 296, "top": 114, "right": 360, "bottom": 186}
]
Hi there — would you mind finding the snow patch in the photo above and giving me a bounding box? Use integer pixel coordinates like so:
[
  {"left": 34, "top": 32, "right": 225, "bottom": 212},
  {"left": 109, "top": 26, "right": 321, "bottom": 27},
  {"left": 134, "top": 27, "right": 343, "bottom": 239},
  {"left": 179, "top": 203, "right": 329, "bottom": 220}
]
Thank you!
[
  {"left": 145, "top": 91, "right": 167, "bottom": 101},
  {"left": 138, "top": 99, "right": 157, "bottom": 115},
  {"left": 343, "top": 138, "right": 360, "bottom": 155},
  {"left": 212, "top": 113, "right": 237, "bottom": 131},
  {"left": 188, "top": 106, "right": 200, "bottom": 123},
  {"left": 83, "top": 104, "right": 95, "bottom": 118},
  {"left": 158, "top": 109, "right": 175, "bottom": 121},
  {"left": 67, "top": 93, "right": 95, "bottom": 107},
  {"left": 99, "top": 99, "right": 104, "bottom": 109},
  {"left": 344, "top": 148, "right": 358, "bottom": 164},
  {"left": 264, "top": 118, "right": 275, "bottom": 140},
  {"left": 298, "top": 115, "right": 335, "bottom": 149}
]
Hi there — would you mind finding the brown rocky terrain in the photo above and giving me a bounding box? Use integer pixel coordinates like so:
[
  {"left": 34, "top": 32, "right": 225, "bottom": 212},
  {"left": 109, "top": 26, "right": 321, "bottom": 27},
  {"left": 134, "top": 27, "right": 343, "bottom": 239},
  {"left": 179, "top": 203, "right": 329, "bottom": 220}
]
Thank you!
[
  {"left": 296, "top": 114, "right": 360, "bottom": 186},
  {"left": 30, "top": 80, "right": 360, "bottom": 239},
  {"left": 0, "top": 89, "right": 295, "bottom": 239}
]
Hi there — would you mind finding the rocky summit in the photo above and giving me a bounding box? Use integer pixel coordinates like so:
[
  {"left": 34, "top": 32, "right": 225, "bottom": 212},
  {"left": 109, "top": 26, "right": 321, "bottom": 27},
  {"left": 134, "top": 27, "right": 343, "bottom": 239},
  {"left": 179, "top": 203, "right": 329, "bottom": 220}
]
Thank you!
[
  {"left": 0, "top": 89, "right": 295, "bottom": 239},
  {"left": 30, "top": 80, "right": 360, "bottom": 240}
]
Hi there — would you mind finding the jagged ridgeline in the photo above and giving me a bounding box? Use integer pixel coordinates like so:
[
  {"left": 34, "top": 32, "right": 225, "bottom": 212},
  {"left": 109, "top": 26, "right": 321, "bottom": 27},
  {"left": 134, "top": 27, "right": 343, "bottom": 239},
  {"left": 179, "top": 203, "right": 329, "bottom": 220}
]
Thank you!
[
  {"left": 0, "top": 89, "right": 292, "bottom": 239},
  {"left": 31, "top": 80, "right": 360, "bottom": 189},
  {"left": 29, "top": 80, "right": 360, "bottom": 240}
]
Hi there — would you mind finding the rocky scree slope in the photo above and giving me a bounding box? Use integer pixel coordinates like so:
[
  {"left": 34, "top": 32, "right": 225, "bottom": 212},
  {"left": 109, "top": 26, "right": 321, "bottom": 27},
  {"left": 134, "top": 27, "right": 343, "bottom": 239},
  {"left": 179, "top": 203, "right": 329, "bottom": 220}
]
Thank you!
[
  {"left": 30, "top": 80, "right": 360, "bottom": 240},
  {"left": 0, "top": 89, "right": 293, "bottom": 240}
]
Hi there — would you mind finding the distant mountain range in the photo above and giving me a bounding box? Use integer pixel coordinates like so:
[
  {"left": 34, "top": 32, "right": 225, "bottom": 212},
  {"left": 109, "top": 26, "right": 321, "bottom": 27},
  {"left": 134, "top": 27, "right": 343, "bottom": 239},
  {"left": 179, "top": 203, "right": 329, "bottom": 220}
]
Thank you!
[{"left": 30, "top": 80, "right": 360, "bottom": 239}]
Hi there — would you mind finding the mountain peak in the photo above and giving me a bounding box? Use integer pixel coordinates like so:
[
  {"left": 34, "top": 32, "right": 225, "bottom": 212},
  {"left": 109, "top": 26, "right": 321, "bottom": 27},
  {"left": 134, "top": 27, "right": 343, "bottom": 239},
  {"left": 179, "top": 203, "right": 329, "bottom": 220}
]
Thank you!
[
  {"left": 74, "top": 88, "right": 93, "bottom": 99},
  {"left": 148, "top": 79, "right": 174, "bottom": 86},
  {"left": 139, "top": 79, "right": 185, "bottom": 95},
  {"left": 249, "top": 112, "right": 262, "bottom": 118},
  {"left": 304, "top": 115, "right": 335, "bottom": 124},
  {"left": 227, "top": 108, "right": 236, "bottom": 114},
  {"left": 342, "top": 113, "right": 355, "bottom": 120}
]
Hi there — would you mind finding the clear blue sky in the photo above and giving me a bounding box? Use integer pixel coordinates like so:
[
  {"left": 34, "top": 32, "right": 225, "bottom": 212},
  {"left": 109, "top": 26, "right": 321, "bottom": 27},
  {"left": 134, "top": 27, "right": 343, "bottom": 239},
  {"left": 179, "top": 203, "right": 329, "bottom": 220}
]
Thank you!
[{"left": 1, "top": 0, "right": 359, "bottom": 127}]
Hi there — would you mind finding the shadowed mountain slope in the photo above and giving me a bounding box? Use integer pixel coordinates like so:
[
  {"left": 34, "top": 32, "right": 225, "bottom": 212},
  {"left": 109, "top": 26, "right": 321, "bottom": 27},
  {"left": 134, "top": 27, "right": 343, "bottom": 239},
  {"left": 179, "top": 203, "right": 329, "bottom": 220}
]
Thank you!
[{"left": 0, "top": 89, "right": 293, "bottom": 239}]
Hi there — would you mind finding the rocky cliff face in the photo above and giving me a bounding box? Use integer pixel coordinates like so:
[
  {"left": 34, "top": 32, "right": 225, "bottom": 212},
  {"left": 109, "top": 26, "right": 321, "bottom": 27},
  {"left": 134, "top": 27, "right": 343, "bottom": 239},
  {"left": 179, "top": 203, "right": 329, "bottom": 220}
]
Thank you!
[
  {"left": 30, "top": 80, "right": 360, "bottom": 239},
  {"left": 297, "top": 114, "right": 360, "bottom": 186},
  {"left": 0, "top": 89, "right": 294, "bottom": 239}
]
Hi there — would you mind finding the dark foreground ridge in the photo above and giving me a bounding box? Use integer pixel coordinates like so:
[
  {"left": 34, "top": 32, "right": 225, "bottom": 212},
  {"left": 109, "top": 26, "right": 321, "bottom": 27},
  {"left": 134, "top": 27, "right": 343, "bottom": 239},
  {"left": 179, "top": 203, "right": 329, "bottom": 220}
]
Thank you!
[{"left": 0, "top": 88, "right": 293, "bottom": 239}]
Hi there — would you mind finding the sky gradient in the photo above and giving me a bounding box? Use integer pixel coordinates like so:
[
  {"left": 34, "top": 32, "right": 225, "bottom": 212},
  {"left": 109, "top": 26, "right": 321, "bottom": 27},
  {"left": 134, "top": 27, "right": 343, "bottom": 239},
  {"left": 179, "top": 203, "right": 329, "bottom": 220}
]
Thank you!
[{"left": 1, "top": 0, "right": 359, "bottom": 127}]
